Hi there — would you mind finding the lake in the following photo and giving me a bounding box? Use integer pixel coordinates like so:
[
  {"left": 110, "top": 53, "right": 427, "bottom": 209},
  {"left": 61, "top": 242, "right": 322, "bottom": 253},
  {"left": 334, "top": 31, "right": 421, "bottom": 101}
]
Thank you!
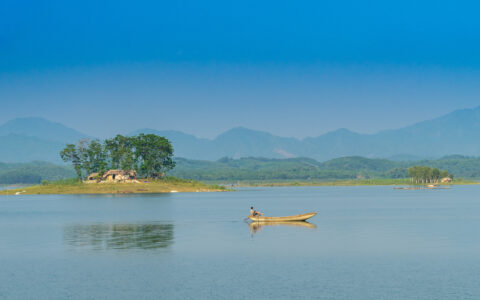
[{"left": 1, "top": 185, "right": 480, "bottom": 299}]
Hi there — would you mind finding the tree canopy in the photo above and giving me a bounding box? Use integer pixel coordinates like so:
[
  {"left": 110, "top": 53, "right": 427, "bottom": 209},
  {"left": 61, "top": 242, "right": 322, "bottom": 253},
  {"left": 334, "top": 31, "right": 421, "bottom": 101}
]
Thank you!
[
  {"left": 408, "top": 166, "right": 453, "bottom": 184},
  {"left": 60, "top": 134, "right": 175, "bottom": 180}
]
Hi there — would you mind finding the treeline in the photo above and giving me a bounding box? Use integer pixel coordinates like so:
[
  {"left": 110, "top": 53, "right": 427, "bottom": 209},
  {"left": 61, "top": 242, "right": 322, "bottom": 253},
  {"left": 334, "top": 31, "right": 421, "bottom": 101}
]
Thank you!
[
  {"left": 0, "top": 161, "right": 76, "bottom": 184},
  {"left": 170, "top": 157, "right": 381, "bottom": 181},
  {"left": 408, "top": 166, "right": 453, "bottom": 183},
  {"left": 169, "top": 156, "right": 463, "bottom": 182},
  {"left": 60, "top": 134, "right": 175, "bottom": 180}
]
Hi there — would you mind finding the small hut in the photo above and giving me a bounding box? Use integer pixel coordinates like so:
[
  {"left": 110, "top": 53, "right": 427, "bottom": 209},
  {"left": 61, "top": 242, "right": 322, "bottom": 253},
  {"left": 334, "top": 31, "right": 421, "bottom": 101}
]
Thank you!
[
  {"left": 102, "top": 170, "right": 137, "bottom": 182},
  {"left": 441, "top": 177, "right": 452, "bottom": 183}
]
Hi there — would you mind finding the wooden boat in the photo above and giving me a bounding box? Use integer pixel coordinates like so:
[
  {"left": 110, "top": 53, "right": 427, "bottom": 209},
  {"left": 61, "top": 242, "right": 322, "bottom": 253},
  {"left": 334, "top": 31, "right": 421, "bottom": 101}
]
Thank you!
[{"left": 248, "top": 212, "right": 317, "bottom": 222}]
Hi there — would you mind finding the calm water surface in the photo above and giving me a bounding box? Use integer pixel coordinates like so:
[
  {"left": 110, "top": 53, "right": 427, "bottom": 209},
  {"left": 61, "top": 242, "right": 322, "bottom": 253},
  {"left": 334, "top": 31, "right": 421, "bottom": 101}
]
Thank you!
[{"left": 1, "top": 186, "right": 480, "bottom": 299}]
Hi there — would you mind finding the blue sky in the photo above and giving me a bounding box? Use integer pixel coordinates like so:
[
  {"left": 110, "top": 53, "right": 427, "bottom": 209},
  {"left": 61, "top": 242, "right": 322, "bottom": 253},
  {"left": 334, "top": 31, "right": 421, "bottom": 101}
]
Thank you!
[{"left": 1, "top": 0, "right": 480, "bottom": 138}]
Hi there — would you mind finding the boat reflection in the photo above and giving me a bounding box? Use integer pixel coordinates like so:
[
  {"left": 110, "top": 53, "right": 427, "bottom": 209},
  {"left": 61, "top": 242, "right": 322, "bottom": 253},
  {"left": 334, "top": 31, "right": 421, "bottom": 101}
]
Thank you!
[
  {"left": 249, "top": 221, "right": 316, "bottom": 236},
  {"left": 64, "top": 223, "right": 174, "bottom": 251}
]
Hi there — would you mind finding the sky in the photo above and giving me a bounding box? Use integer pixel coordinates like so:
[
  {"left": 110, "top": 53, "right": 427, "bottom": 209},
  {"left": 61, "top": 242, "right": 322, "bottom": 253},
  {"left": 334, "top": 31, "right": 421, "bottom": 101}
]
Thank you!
[{"left": 1, "top": 0, "right": 480, "bottom": 138}]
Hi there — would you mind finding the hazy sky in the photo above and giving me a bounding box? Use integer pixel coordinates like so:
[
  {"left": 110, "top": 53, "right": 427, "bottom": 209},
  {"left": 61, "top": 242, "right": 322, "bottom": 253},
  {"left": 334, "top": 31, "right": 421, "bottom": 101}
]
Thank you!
[{"left": 1, "top": 0, "right": 480, "bottom": 138}]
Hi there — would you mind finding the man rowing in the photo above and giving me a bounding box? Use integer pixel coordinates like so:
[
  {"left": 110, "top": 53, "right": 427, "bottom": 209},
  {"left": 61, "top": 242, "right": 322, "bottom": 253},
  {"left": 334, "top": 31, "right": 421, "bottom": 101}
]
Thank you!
[{"left": 250, "top": 206, "right": 263, "bottom": 217}]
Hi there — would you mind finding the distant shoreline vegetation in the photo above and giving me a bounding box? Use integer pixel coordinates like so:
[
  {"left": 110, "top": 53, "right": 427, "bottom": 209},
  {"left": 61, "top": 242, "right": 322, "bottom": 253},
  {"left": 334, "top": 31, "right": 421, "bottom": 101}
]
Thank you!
[
  {"left": 0, "top": 161, "right": 75, "bottom": 184},
  {"left": 169, "top": 156, "right": 466, "bottom": 182},
  {"left": 228, "top": 178, "right": 477, "bottom": 188}
]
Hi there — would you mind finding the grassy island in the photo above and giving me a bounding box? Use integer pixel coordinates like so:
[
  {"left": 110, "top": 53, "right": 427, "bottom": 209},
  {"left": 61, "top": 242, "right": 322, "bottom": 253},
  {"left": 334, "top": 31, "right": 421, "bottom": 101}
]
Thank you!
[
  {"left": 0, "top": 134, "right": 229, "bottom": 195},
  {"left": 0, "top": 177, "right": 227, "bottom": 195}
]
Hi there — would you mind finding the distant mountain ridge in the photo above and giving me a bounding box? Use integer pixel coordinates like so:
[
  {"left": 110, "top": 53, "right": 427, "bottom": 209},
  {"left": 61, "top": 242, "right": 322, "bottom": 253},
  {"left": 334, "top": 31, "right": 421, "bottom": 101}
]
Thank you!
[
  {"left": 133, "top": 106, "right": 480, "bottom": 161},
  {"left": 131, "top": 127, "right": 300, "bottom": 160},
  {"left": 2, "top": 106, "right": 480, "bottom": 162},
  {"left": 0, "top": 117, "right": 89, "bottom": 163},
  {"left": 0, "top": 117, "right": 88, "bottom": 143}
]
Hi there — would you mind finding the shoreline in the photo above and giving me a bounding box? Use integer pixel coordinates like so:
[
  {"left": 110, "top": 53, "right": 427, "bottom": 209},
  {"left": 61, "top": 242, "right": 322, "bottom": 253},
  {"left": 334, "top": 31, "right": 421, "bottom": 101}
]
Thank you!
[
  {"left": 223, "top": 179, "right": 479, "bottom": 187},
  {"left": 2, "top": 178, "right": 479, "bottom": 195},
  {"left": 0, "top": 179, "right": 228, "bottom": 195}
]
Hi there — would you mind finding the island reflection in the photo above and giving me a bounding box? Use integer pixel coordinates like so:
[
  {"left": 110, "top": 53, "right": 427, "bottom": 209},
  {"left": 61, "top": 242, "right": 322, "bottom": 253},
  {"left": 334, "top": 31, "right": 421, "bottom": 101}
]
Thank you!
[
  {"left": 249, "top": 221, "right": 316, "bottom": 236},
  {"left": 64, "top": 223, "right": 174, "bottom": 250}
]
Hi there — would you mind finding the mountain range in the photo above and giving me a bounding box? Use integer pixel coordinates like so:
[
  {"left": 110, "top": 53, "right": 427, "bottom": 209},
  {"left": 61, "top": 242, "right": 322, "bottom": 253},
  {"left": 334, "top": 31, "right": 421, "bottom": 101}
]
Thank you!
[
  {"left": 1, "top": 106, "right": 480, "bottom": 163},
  {"left": 132, "top": 106, "right": 480, "bottom": 161},
  {"left": 0, "top": 118, "right": 88, "bottom": 162}
]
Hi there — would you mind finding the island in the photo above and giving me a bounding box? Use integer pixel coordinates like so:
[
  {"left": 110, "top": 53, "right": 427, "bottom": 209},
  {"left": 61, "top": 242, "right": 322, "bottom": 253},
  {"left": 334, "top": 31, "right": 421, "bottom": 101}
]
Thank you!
[{"left": 0, "top": 134, "right": 227, "bottom": 195}]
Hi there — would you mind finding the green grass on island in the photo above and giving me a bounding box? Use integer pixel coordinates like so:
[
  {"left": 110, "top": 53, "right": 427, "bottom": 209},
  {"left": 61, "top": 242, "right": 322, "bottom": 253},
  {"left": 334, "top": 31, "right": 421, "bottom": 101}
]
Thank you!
[{"left": 0, "top": 177, "right": 228, "bottom": 195}]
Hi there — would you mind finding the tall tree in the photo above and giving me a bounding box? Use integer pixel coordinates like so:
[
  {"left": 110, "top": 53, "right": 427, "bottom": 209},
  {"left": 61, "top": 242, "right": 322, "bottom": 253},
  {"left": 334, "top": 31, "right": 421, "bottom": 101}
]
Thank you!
[
  {"left": 133, "top": 134, "right": 175, "bottom": 178},
  {"left": 85, "top": 139, "right": 108, "bottom": 174},
  {"left": 440, "top": 170, "right": 449, "bottom": 178},
  {"left": 76, "top": 139, "right": 90, "bottom": 178},
  {"left": 60, "top": 144, "right": 82, "bottom": 180},
  {"left": 432, "top": 168, "right": 440, "bottom": 183},
  {"left": 105, "top": 135, "right": 136, "bottom": 170}
]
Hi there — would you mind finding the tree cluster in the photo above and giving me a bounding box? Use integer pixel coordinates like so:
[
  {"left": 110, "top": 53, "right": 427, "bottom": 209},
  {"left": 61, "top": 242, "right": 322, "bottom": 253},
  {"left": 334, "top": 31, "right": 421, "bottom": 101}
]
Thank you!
[
  {"left": 408, "top": 166, "right": 453, "bottom": 184},
  {"left": 60, "top": 134, "right": 175, "bottom": 180}
]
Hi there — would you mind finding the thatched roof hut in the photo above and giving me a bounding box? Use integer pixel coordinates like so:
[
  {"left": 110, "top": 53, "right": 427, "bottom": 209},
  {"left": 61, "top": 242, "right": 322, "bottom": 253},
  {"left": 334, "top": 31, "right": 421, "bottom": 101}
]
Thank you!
[{"left": 102, "top": 170, "right": 137, "bottom": 181}]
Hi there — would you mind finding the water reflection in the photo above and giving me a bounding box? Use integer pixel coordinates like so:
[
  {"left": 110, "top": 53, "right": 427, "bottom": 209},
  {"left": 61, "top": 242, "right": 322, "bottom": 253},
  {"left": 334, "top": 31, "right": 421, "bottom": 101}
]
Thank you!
[
  {"left": 64, "top": 223, "right": 174, "bottom": 250},
  {"left": 249, "top": 221, "right": 316, "bottom": 236}
]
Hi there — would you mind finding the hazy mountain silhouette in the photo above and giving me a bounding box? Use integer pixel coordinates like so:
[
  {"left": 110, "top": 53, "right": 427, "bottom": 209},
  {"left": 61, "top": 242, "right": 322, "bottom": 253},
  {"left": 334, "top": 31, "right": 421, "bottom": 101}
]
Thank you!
[
  {"left": 134, "top": 106, "right": 480, "bottom": 160},
  {"left": 0, "top": 117, "right": 88, "bottom": 143},
  {"left": 0, "top": 117, "right": 89, "bottom": 162},
  {"left": 2, "top": 106, "right": 480, "bottom": 162},
  {"left": 132, "top": 127, "right": 299, "bottom": 160}
]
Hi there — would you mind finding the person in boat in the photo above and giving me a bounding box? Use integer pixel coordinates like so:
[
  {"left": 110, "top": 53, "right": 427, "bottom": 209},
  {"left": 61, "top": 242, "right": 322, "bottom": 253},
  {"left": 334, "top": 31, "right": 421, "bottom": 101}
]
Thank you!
[{"left": 250, "top": 206, "right": 263, "bottom": 217}]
